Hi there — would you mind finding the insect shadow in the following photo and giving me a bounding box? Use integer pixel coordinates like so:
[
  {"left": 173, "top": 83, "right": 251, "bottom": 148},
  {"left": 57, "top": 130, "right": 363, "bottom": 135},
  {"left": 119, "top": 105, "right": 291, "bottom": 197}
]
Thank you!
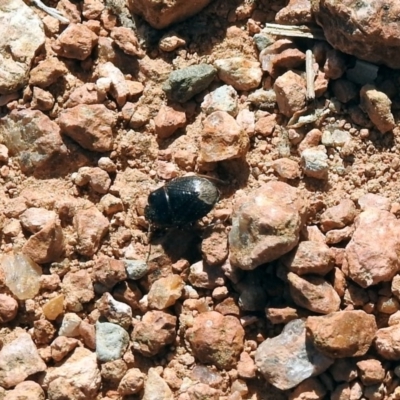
[{"left": 144, "top": 176, "right": 220, "bottom": 262}]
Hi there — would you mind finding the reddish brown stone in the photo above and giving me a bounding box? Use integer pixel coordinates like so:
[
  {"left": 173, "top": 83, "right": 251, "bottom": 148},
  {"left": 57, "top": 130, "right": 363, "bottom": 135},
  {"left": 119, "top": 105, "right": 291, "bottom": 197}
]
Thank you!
[
  {"left": 306, "top": 310, "right": 377, "bottom": 358},
  {"left": 186, "top": 311, "right": 244, "bottom": 370}
]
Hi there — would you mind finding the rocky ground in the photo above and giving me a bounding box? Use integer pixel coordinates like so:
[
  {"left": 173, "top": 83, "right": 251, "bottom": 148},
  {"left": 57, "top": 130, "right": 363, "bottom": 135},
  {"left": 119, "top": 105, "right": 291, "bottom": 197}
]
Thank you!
[{"left": 1, "top": 0, "right": 400, "bottom": 399}]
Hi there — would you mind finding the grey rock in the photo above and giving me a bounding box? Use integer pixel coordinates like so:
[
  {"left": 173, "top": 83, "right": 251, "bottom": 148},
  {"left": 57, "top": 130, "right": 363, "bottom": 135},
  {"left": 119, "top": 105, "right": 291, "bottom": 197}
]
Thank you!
[
  {"left": 0, "top": 0, "right": 45, "bottom": 94},
  {"left": 331, "top": 129, "right": 351, "bottom": 147},
  {"left": 248, "top": 89, "right": 276, "bottom": 108},
  {"left": 96, "top": 321, "right": 129, "bottom": 362},
  {"left": 301, "top": 146, "right": 329, "bottom": 179},
  {"left": 253, "top": 34, "right": 275, "bottom": 52},
  {"left": 255, "top": 319, "right": 334, "bottom": 390},
  {"left": 124, "top": 259, "right": 149, "bottom": 280},
  {"left": 322, "top": 129, "right": 351, "bottom": 147},
  {"left": 201, "top": 85, "right": 238, "bottom": 116},
  {"left": 163, "top": 64, "right": 216, "bottom": 102}
]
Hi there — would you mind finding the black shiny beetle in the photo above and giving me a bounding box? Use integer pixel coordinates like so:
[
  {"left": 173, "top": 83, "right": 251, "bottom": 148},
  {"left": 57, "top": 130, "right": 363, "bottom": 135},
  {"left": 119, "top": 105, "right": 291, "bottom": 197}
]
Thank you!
[{"left": 145, "top": 176, "right": 220, "bottom": 227}]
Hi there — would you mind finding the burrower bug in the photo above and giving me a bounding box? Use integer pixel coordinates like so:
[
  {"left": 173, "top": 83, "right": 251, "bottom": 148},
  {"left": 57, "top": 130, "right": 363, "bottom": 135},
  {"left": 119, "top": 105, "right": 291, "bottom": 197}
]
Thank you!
[{"left": 145, "top": 176, "right": 220, "bottom": 227}]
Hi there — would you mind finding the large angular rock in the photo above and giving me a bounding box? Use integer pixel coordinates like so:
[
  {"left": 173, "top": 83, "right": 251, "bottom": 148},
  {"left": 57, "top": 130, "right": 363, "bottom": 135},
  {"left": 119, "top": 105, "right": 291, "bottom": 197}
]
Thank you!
[
  {"left": 306, "top": 311, "right": 377, "bottom": 358},
  {"left": 0, "top": 0, "right": 45, "bottom": 94},
  {"left": 255, "top": 319, "right": 333, "bottom": 390},
  {"left": 0, "top": 109, "right": 67, "bottom": 174},
  {"left": 229, "top": 181, "right": 307, "bottom": 270},
  {"left": 312, "top": 0, "right": 400, "bottom": 69},
  {"left": 44, "top": 347, "right": 101, "bottom": 400},
  {"left": 345, "top": 208, "right": 400, "bottom": 288},
  {"left": 0, "top": 333, "right": 46, "bottom": 388},
  {"left": 127, "top": 0, "right": 213, "bottom": 29},
  {"left": 59, "top": 104, "right": 116, "bottom": 152},
  {"left": 200, "top": 111, "right": 249, "bottom": 162}
]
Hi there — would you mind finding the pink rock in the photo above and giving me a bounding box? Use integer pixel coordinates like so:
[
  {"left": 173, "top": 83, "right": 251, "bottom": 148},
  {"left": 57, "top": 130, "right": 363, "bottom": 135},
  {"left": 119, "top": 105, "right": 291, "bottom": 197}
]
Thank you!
[
  {"left": 33, "top": 319, "right": 56, "bottom": 345},
  {"left": 356, "top": 359, "right": 385, "bottom": 385},
  {"left": 229, "top": 181, "right": 307, "bottom": 270},
  {"left": 44, "top": 347, "right": 101, "bottom": 399},
  {"left": 59, "top": 104, "right": 116, "bottom": 152},
  {"left": 263, "top": 48, "right": 306, "bottom": 78},
  {"left": 266, "top": 307, "right": 304, "bottom": 325},
  {"left": 62, "top": 270, "right": 95, "bottom": 312},
  {"left": 154, "top": 104, "right": 186, "bottom": 139},
  {"left": 289, "top": 378, "right": 327, "bottom": 400},
  {"left": 111, "top": 26, "right": 144, "bottom": 57},
  {"left": 298, "top": 128, "right": 322, "bottom": 153},
  {"left": 272, "top": 157, "right": 301, "bottom": 179},
  {"left": 132, "top": 310, "right": 177, "bottom": 356},
  {"left": 188, "top": 260, "right": 225, "bottom": 289},
  {"left": 159, "top": 33, "right": 186, "bottom": 52},
  {"left": 287, "top": 273, "right": 340, "bottom": 314},
  {"left": 237, "top": 352, "right": 256, "bottom": 379},
  {"left": 73, "top": 207, "right": 109, "bottom": 257},
  {"left": 0, "top": 109, "right": 67, "bottom": 174},
  {"left": 0, "top": 294, "right": 18, "bottom": 323},
  {"left": 254, "top": 114, "right": 277, "bottom": 136},
  {"left": 200, "top": 111, "right": 249, "bottom": 162},
  {"left": 75, "top": 166, "right": 111, "bottom": 194},
  {"left": 29, "top": 58, "right": 68, "bottom": 88},
  {"left": 274, "top": 70, "right": 307, "bottom": 117},
  {"left": 52, "top": 23, "right": 98, "bottom": 60},
  {"left": 4, "top": 381, "right": 45, "bottom": 400},
  {"left": 147, "top": 275, "right": 184, "bottom": 310},
  {"left": 50, "top": 336, "right": 79, "bottom": 362},
  {"left": 100, "top": 359, "right": 128, "bottom": 384},
  {"left": 31, "top": 87, "right": 55, "bottom": 111},
  {"left": 236, "top": 109, "right": 255, "bottom": 136},
  {"left": 275, "top": 0, "right": 313, "bottom": 24},
  {"left": 118, "top": 368, "right": 144, "bottom": 395},
  {"left": 201, "top": 227, "right": 229, "bottom": 266},
  {"left": 360, "top": 84, "right": 395, "bottom": 134},
  {"left": 325, "top": 226, "right": 354, "bottom": 245},
  {"left": 259, "top": 39, "right": 295, "bottom": 73},
  {"left": 65, "top": 83, "right": 105, "bottom": 108},
  {"left": 93, "top": 257, "right": 127, "bottom": 289},
  {"left": 312, "top": 0, "right": 400, "bottom": 69},
  {"left": 374, "top": 324, "right": 400, "bottom": 360},
  {"left": 283, "top": 241, "right": 334, "bottom": 276},
  {"left": 215, "top": 57, "right": 263, "bottom": 91},
  {"left": 186, "top": 311, "right": 244, "bottom": 370},
  {"left": 98, "top": 62, "right": 130, "bottom": 107},
  {"left": 320, "top": 199, "right": 357, "bottom": 232},
  {"left": 22, "top": 217, "right": 64, "bottom": 264},
  {"left": 0, "top": 333, "right": 47, "bottom": 388},
  {"left": 358, "top": 193, "right": 391, "bottom": 211},
  {"left": 127, "top": 0, "right": 212, "bottom": 29},
  {"left": 142, "top": 368, "right": 173, "bottom": 400},
  {"left": 82, "top": 0, "right": 104, "bottom": 19},
  {"left": 345, "top": 209, "right": 400, "bottom": 287},
  {"left": 78, "top": 321, "right": 96, "bottom": 350},
  {"left": 306, "top": 310, "right": 377, "bottom": 358}
]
